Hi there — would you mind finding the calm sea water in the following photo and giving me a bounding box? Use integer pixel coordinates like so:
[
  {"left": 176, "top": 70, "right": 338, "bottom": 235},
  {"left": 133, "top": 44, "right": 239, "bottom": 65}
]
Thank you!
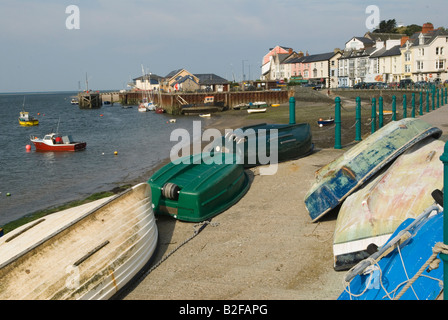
[{"left": 0, "top": 92, "right": 206, "bottom": 226}]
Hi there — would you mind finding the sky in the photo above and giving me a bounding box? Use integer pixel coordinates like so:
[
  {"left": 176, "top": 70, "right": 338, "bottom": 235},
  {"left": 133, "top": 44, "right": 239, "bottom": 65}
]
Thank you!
[{"left": 0, "top": 0, "right": 447, "bottom": 93}]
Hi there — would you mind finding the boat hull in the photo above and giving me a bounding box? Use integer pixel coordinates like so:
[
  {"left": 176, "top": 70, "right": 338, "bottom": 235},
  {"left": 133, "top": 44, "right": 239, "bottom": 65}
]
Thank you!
[
  {"left": 339, "top": 208, "right": 444, "bottom": 300},
  {"left": 0, "top": 183, "right": 158, "bottom": 300},
  {"left": 19, "top": 119, "right": 39, "bottom": 126},
  {"left": 333, "top": 138, "right": 445, "bottom": 270},
  {"left": 304, "top": 118, "right": 442, "bottom": 222},
  {"left": 149, "top": 153, "right": 250, "bottom": 222},
  {"left": 31, "top": 140, "right": 86, "bottom": 152},
  {"left": 212, "top": 122, "right": 314, "bottom": 167}
]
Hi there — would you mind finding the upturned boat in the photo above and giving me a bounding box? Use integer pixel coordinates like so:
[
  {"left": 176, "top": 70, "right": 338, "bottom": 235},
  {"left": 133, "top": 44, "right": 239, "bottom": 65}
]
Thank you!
[
  {"left": 30, "top": 132, "right": 86, "bottom": 152},
  {"left": 149, "top": 153, "right": 250, "bottom": 222},
  {"left": 211, "top": 122, "right": 314, "bottom": 167},
  {"left": 333, "top": 138, "right": 445, "bottom": 270},
  {"left": 339, "top": 204, "right": 444, "bottom": 300},
  {"left": 304, "top": 118, "right": 442, "bottom": 222},
  {"left": 0, "top": 183, "right": 158, "bottom": 300}
]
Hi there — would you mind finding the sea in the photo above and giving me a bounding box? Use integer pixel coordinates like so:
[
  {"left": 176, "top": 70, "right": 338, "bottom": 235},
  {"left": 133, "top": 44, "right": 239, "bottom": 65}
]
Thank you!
[{"left": 0, "top": 92, "right": 207, "bottom": 226}]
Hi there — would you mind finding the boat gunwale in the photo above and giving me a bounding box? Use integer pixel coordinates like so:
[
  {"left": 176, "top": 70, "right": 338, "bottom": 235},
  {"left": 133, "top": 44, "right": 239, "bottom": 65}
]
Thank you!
[
  {"left": 307, "top": 125, "right": 442, "bottom": 222},
  {"left": 0, "top": 184, "right": 143, "bottom": 270}
]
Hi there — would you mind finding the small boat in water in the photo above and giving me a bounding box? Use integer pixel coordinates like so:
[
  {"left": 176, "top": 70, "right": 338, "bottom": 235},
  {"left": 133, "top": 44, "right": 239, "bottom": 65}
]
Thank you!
[
  {"left": 71, "top": 98, "right": 79, "bottom": 105},
  {"left": 333, "top": 138, "right": 445, "bottom": 271},
  {"left": 211, "top": 122, "right": 314, "bottom": 167},
  {"left": 149, "top": 153, "right": 250, "bottom": 222},
  {"left": 199, "top": 113, "right": 211, "bottom": 118},
  {"left": 304, "top": 118, "right": 442, "bottom": 222},
  {"left": 18, "top": 111, "right": 39, "bottom": 126},
  {"left": 339, "top": 204, "right": 444, "bottom": 300},
  {"left": 0, "top": 183, "right": 158, "bottom": 300},
  {"left": 30, "top": 132, "right": 86, "bottom": 152}
]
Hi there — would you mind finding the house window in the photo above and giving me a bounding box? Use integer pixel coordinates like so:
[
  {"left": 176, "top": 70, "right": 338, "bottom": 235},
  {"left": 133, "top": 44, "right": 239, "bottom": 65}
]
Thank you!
[
  {"left": 436, "top": 47, "right": 439, "bottom": 55},
  {"left": 405, "top": 52, "right": 411, "bottom": 62},
  {"left": 419, "top": 48, "right": 425, "bottom": 56},
  {"left": 436, "top": 60, "right": 445, "bottom": 69},
  {"left": 405, "top": 64, "right": 411, "bottom": 73},
  {"left": 417, "top": 61, "right": 423, "bottom": 70}
]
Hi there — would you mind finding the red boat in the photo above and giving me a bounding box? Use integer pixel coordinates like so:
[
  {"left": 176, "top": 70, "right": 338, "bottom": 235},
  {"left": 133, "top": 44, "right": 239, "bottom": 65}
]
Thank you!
[{"left": 30, "top": 132, "right": 86, "bottom": 152}]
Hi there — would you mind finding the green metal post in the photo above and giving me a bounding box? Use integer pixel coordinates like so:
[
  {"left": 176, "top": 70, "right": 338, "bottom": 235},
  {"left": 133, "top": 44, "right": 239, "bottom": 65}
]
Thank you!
[
  {"left": 371, "top": 98, "right": 376, "bottom": 134},
  {"left": 445, "top": 87, "right": 447, "bottom": 105},
  {"left": 442, "top": 88, "right": 445, "bottom": 107},
  {"left": 419, "top": 91, "right": 423, "bottom": 115},
  {"left": 289, "top": 96, "right": 296, "bottom": 124},
  {"left": 403, "top": 94, "right": 407, "bottom": 118},
  {"left": 355, "top": 97, "right": 362, "bottom": 141},
  {"left": 432, "top": 87, "right": 435, "bottom": 110},
  {"left": 427, "top": 90, "right": 430, "bottom": 113},
  {"left": 335, "top": 97, "right": 342, "bottom": 149},
  {"left": 437, "top": 88, "right": 440, "bottom": 109},
  {"left": 378, "top": 96, "right": 384, "bottom": 128},
  {"left": 392, "top": 95, "right": 397, "bottom": 121},
  {"left": 439, "top": 142, "right": 448, "bottom": 300},
  {"left": 411, "top": 93, "right": 415, "bottom": 118}
]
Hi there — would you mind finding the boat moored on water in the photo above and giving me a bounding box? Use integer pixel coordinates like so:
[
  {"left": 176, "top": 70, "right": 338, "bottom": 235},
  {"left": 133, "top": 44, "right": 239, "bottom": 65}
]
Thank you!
[
  {"left": 30, "top": 132, "right": 86, "bottom": 152},
  {"left": 18, "top": 111, "right": 39, "bottom": 126},
  {"left": 0, "top": 182, "right": 158, "bottom": 300}
]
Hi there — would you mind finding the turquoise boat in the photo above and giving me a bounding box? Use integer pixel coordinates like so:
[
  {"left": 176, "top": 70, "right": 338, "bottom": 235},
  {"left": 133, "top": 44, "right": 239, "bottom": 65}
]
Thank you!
[
  {"left": 148, "top": 153, "right": 250, "bottom": 222},
  {"left": 304, "top": 118, "right": 442, "bottom": 222},
  {"left": 211, "top": 122, "right": 314, "bottom": 167},
  {"left": 339, "top": 205, "right": 444, "bottom": 300}
]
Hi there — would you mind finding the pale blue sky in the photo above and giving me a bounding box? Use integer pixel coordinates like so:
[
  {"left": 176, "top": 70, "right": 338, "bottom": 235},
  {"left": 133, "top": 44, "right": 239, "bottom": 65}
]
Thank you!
[{"left": 0, "top": 0, "right": 447, "bottom": 92}]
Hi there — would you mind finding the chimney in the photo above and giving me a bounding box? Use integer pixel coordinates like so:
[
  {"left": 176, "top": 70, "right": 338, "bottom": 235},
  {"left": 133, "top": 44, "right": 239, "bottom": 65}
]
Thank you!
[
  {"left": 400, "top": 36, "right": 409, "bottom": 46},
  {"left": 288, "top": 48, "right": 293, "bottom": 54},
  {"left": 297, "top": 51, "right": 304, "bottom": 58},
  {"left": 422, "top": 23, "right": 434, "bottom": 34}
]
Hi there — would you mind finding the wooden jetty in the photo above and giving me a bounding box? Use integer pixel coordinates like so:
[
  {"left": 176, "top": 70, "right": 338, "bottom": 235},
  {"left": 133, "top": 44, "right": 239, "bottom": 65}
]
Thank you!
[
  {"left": 78, "top": 92, "right": 102, "bottom": 109},
  {"left": 118, "top": 90, "right": 291, "bottom": 114}
]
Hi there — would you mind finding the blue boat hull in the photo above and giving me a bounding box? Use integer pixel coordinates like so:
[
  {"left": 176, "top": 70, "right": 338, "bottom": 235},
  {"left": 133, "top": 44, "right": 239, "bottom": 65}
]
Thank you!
[
  {"left": 305, "top": 118, "right": 442, "bottom": 222},
  {"left": 339, "top": 210, "right": 444, "bottom": 300}
]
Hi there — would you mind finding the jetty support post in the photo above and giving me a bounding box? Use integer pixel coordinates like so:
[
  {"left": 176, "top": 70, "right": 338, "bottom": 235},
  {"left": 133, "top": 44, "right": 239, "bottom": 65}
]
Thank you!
[
  {"left": 289, "top": 96, "right": 296, "bottom": 125},
  {"left": 355, "top": 97, "right": 362, "bottom": 141},
  {"left": 411, "top": 93, "right": 416, "bottom": 118},
  {"left": 392, "top": 95, "right": 397, "bottom": 121},
  {"left": 334, "top": 97, "right": 342, "bottom": 149},
  {"left": 371, "top": 98, "right": 376, "bottom": 134},
  {"left": 378, "top": 96, "right": 384, "bottom": 128},
  {"left": 403, "top": 94, "right": 407, "bottom": 118},
  {"left": 439, "top": 142, "right": 448, "bottom": 300}
]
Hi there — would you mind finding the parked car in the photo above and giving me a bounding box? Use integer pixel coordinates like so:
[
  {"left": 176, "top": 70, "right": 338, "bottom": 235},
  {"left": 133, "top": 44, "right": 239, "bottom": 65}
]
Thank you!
[
  {"left": 399, "top": 79, "right": 414, "bottom": 88},
  {"left": 415, "top": 81, "right": 428, "bottom": 88},
  {"left": 389, "top": 82, "right": 399, "bottom": 88},
  {"left": 375, "top": 82, "right": 388, "bottom": 89},
  {"left": 353, "top": 82, "right": 365, "bottom": 89}
]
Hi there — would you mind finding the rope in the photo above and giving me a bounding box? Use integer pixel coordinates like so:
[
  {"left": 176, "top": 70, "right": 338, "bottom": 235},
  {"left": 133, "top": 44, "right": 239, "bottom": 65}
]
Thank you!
[
  {"left": 137, "top": 220, "right": 219, "bottom": 280},
  {"left": 343, "top": 241, "right": 448, "bottom": 300},
  {"left": 393, "top": 242, "right": 448, "bottom": 300}
]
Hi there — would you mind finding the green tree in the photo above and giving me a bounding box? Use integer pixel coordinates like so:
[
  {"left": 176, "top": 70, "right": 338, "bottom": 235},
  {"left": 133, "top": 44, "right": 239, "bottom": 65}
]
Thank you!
[{"left": 373, "top": 19, "right": 397, "bottom": 33}]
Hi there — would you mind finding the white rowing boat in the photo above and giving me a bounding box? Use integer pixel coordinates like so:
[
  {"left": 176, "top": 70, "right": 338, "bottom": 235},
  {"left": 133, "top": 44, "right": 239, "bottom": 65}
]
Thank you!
[{"left": 0, "top": 182, "right": 158, "bottom": 300}]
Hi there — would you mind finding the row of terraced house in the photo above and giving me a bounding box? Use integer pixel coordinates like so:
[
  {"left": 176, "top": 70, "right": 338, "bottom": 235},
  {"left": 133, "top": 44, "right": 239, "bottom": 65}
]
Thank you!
[{"left": 261, "top": 23, "right": 448, "bottom": 88}]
